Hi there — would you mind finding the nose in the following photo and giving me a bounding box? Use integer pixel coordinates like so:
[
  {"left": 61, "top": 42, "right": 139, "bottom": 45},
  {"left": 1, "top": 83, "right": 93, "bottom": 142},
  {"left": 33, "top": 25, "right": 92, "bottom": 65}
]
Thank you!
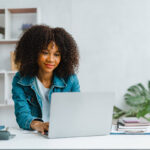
[{"left": 47, "top": 54, "right": 54, "bottom": 62}]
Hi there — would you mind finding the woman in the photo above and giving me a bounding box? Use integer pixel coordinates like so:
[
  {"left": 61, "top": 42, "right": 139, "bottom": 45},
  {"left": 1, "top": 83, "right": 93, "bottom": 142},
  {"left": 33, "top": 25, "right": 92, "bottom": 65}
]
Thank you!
[{"left": 12, "top": 25, "right": 80, "bottom": 134}]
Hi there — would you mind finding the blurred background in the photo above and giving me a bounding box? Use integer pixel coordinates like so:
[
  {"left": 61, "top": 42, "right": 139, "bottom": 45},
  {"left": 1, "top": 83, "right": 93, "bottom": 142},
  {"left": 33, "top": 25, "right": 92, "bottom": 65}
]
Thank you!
[{"left": 0, "top": 0, "right": 150, "bottom": 127}]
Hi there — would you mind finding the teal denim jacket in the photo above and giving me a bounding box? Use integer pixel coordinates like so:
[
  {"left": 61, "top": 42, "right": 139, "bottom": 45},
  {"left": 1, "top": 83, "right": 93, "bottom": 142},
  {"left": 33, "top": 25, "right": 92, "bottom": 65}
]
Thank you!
[{"left": 12, "top": 72, "right": 80, "bottom": 130}]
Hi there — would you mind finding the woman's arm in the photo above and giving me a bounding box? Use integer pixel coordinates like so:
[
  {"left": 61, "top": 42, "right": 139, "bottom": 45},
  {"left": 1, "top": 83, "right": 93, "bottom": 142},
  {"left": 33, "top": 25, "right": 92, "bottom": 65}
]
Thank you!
[{"left": 12, "top": 74, "right": 42, "bottom": 130}]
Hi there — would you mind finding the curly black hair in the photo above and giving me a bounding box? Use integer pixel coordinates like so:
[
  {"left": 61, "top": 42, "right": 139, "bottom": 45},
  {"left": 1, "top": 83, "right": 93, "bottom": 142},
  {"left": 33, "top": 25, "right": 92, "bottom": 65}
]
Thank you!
[{"left": 15, "top": 25, "right": 79, "bottom": 78}]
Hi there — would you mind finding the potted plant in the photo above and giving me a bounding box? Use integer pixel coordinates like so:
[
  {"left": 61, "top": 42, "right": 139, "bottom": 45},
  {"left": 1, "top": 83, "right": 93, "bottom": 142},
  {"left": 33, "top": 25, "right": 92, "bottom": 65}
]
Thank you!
[{"left": 113, "top": 81, "right": 150, "bottom": 121}]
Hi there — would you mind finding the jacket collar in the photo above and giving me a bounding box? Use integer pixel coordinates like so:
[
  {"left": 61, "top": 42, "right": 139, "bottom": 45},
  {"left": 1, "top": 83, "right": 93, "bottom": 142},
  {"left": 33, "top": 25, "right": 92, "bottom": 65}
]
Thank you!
[
  {"left": 53, "top": 75, "right": 67, "bottom": 88},
  {"left": 18, "top": 73, "right": 67, "bottom": 88}
]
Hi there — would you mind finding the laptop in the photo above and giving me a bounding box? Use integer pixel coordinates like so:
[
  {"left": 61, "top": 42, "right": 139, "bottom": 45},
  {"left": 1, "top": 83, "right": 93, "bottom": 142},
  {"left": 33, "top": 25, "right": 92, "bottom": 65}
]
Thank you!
[{"left": 45, "top": 92, "right": 115, "bottom": 139}]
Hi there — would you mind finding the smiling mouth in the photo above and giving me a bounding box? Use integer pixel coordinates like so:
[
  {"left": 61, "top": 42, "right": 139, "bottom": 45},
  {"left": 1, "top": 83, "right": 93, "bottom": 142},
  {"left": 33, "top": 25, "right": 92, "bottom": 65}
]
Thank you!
[{"left": 45, "top": 64, "right": 55, "bottom": 68}]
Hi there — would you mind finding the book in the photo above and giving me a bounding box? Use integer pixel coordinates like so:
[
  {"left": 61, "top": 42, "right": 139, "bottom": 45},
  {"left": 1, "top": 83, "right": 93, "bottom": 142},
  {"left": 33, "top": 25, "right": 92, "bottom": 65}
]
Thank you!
[
  {"left": 110, "top": 132, "right": 150, "bottom": 135},
  {"left": 123, "top": 117, "right": 140, "bottom": 123},
  {"left": 118, "top": 125, "right": 148, "bottom": 130},
  {"left": 111, "top": 124, "right": 150, "bottom": 135},
  {"left": 118, "top": 117, "right": 150, "bottom": 127},
  {"left": 115, "top": 117, "right": 150, "bottom": 133}
]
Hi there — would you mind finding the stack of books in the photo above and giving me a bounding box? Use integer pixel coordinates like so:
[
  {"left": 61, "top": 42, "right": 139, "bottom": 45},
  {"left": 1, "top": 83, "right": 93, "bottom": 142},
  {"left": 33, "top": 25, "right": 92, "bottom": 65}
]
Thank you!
[{"left": 111, "top": 117, "right": 150, "bottom": 135}]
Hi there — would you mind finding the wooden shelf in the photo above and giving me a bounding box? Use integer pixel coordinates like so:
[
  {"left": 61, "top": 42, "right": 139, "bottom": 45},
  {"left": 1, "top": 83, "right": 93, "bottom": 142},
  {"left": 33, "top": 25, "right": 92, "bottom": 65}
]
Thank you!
[
  {"left": 0, "top": 9, "right": 5, "bottom": 14},
  {"left": 8, "top": 8, "right": 37, "bottom": 13},
  {"left": 0, "top": 39, "right": 18, "bottom": 44}
]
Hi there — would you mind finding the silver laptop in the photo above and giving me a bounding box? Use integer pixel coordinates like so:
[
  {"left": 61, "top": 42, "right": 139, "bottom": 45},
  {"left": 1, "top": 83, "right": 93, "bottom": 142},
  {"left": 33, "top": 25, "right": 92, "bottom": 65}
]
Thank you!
[{"left": 46, "top": 92, "right": 115, "bottom": 139}]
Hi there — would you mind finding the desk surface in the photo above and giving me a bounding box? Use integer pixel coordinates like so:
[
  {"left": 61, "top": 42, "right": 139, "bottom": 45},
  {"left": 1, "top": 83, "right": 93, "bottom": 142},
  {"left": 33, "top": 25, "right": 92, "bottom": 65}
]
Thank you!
[{"left": 0, "top": 128, "right": 150, "bottom": 149}]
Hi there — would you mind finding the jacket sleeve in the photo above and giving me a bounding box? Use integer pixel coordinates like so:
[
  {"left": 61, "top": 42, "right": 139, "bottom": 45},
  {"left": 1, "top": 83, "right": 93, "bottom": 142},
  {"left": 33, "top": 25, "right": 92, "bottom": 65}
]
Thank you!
[
  {"left": 12, "top": 73, "right": 42, "bottom": 130},
  {"left": 71, "top": 74, "right": 80, "bottom": 92}
]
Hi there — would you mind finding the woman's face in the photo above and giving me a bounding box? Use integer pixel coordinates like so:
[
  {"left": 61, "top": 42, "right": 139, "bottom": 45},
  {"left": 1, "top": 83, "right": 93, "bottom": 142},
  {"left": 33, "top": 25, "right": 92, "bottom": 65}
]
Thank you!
[{"left": 37, "top": 41, "right": 61, "bottom": 74}]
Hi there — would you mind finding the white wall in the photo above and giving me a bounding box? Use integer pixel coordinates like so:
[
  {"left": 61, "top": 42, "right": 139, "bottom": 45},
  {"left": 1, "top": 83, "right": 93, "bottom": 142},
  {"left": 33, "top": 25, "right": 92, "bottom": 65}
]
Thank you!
[
  {"left": 71, "top": 0, "right": 150, "bottom": 107},
  {"left": 1, "top": 0, "right": 150, "bottom": 126}
]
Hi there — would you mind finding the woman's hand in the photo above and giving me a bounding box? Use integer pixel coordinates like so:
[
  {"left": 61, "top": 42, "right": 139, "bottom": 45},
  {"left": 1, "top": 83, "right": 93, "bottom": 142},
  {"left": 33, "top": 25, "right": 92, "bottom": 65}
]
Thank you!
[{"left": 30, "top": 120, "right": 49, "bottom": 135}]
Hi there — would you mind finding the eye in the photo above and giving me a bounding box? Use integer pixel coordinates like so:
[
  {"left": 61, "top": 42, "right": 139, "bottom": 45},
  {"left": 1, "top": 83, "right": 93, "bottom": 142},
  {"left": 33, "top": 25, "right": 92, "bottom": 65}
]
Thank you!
[
  {"left": 54, "top": 53, "right": 60, "bottom": 57},
  {"left": 41, "top": 50, "right": 48, "bottom": 55}
]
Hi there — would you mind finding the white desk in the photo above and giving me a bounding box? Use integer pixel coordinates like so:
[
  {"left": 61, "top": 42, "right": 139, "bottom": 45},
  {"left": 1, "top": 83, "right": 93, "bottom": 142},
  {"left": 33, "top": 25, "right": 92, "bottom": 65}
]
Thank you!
[{"left": 0, "top": 128, "right": 150, "bottom": 149}]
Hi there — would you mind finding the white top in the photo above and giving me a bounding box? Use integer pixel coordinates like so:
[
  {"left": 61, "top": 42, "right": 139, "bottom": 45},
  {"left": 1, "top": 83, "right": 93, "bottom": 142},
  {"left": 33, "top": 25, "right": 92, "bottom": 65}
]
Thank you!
[{"left": 35, "top": 77, "right": 50, "bottom": 122}]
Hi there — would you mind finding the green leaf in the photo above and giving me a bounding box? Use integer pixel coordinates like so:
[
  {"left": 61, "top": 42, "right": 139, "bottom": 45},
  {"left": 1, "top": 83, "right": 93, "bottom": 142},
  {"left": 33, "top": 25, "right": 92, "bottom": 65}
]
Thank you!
[
  {"left": 145, "top": 91, "right": 150, "bottom": 101},
  {"left": 125, "top": 95, "right": 146, "bottom": 106},
  {"left": 148, "top": 81, "right": 150, "bottom": 92},
  {"left": 137, "top": 83, "right": 148, "bottom": 96},
  {"left": 113, "top": 106, "right": 126, "bottom": 119},
  {"left": 137, "top": 109, "right": 148, "bottom": 118},
  {"left": 138, "top": 83, "right": 146, "bottom": 91},
  {"left": 127, "top": 85, "right": 142, "bottom": 96},
  {"left": 146, "top": 104, "right": 150, "bottom": 112},
  {"left": 136, "top": 104, "right": 150, "bottom": 118},
  {"left": 125, "top": 110, "right": 137, "bottom": 117},
  {"left": 123, "top": 81, "right": 150, "bottom": 118},
  {"left": 113, "top": 111, "right": 126, "bottom": 119},
  {"left": 113, "top": 106, "right": 123, "bottom": 112},
  {"left": 124, "top": 93, "right": 132, "bottom": 101}
]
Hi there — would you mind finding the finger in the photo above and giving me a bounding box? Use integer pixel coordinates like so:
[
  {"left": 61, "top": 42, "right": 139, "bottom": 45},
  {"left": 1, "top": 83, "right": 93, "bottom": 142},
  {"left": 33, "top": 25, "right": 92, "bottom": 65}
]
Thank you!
[
  {"left": 44, "top": 122, "right": 49, "bottom": 126},
  {"left": 38, "top": 127, "right": 45, "bottom": 135},
  {"left": 43, "top": 125, "right": 49, "bottom": 131},
  {"left": 43, "top": 123, "right": 49, "bottom": 131},
  {"left": 35, "top": 123, "right": 45, "bottom": 134},
  {"left": 44, "top": 122, "right": 49, "bottom": 128},
  {"left": 41, "top": 131, "right": 45, "bottom": 135}
]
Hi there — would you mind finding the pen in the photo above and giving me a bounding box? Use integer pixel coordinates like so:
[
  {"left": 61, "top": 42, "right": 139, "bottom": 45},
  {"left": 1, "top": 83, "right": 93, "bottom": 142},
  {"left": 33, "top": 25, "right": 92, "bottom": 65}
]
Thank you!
[{"left": 116, "top": 120, "right": 125, "bottom": 131}]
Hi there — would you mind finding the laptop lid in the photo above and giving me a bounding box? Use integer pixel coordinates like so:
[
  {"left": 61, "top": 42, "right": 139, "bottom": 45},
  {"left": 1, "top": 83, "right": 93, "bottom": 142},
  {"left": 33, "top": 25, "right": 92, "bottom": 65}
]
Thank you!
[{"left": 49, "top": 92, "right": 115, "bottom": 139}]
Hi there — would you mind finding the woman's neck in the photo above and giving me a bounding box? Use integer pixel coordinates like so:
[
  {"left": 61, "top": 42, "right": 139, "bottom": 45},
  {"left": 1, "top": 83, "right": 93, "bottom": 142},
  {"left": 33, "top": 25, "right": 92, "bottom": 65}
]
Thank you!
[{"left": 37, "top": 71, "right": 53, "bottom": 88}]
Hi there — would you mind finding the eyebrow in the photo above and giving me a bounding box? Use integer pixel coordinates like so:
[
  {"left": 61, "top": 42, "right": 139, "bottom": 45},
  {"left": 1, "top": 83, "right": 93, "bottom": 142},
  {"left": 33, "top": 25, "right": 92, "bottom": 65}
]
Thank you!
[{"left": 42, "top": 49, "right": 60, "bottom": 53}]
